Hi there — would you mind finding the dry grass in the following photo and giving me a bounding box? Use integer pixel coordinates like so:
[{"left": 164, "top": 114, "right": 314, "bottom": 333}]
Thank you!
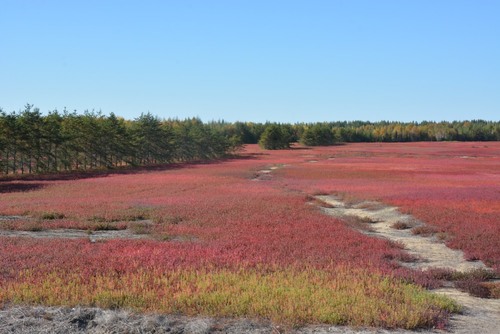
[
  {"left": 482, "top": 282, "right": 500, "bottom": 299},
  {"left": 391, "top": 221, "right": 415, "bottom": 230},
  {"left": 411, "top": 225, "right": 438, "bottom": 237},
  {"left": 39, "top": 212, "right": 65, "bottom": 220},
  {"left": 425, "top": 268, "right": 499, "bottom": 299},
  {"left": 340, "top": 216, "right": 375, "bottom": 232},
  {"left": 127, "top": 221, "right": 154, "bottom": 235}
]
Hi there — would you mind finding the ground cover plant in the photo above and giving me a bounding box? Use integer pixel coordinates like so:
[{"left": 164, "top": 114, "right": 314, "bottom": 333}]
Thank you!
[
  {"left": 275, "top": 142, "right": 500, "bottom": 273},
  {"left": 2, "top": 142, "right": 497, "bottom": 329}
]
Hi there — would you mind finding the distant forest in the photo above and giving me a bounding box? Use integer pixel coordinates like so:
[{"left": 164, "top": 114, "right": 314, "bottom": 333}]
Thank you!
[{"left": 1, "top": 105, "right": 499, "bottom": 175}]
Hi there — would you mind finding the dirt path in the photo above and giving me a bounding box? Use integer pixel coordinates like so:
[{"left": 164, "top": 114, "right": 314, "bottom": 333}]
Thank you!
[
  {"left": 315, "top": 195, "right": 500, "bottom": 334},
  {"left": 315, "top": 196, "right": 488, "bottom": 272}
]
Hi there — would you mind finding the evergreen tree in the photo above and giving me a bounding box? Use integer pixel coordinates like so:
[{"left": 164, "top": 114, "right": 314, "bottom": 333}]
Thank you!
[
  {"left": 258, "top": 124, "right": 291, "bottom": 150},
  {"left": 301, "top": 123, "right": 336, "bottom": 146}
]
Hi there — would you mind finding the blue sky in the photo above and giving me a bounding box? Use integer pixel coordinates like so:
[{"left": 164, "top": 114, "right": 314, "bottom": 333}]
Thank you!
[{"left": 1, "top": 0, "right": 499, "bottom": 122}]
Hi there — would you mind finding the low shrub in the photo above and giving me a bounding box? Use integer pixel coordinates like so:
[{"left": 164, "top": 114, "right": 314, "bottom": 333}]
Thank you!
[
  {"left": 483, "top": 282, "right": 500, "bottom": 299},
  {"left": 425, "top": 268, "right": 455, "bottom": 281},
  {"left": 40, "top": 212, "right": 65, "bottom": 220},
  {"left": 451, "top": 268, "right": 496, "bottom": 281},
  {"left": 89, "top": 222, "right": 126, "bottom": 231},
  {"left": 424, "top": 268, "right": 498, "bottom": 298},
  {"left": 391, "top": 221, "right": 411, "bottom": 230},
  {"left": 455, "top": 279, "right": 491, "bottom": 298},
  {"left": 341, "top": 216, "right": 375, "bottom": 232},
  {"left": 435, "top": 232, "right": 449, "bottom": 241},
  {"left": 25, "top": 222, "right": 44, "bottom": 232},
  {"left": 128, "top": 221, "right": 153, "bottom": 235},
  {"left": 411, "top": 225, "right": 437, "bottom": 237}
]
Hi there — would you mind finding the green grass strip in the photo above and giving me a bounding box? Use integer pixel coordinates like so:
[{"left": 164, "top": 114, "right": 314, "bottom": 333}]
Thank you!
[{"left": 1, "top": 266, "right": 459, "bottom": 329}]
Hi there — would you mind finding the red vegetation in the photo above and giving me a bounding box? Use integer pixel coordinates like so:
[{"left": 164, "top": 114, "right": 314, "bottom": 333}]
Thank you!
[
  {"left": 0, "top": 158, "right": 408, "bottom": 274},
  {"left": 1, "top": 142, "right": 498, "bottom": 275},
  {"left": 270, "top": 142, "right": 500, "bottom": 272}
]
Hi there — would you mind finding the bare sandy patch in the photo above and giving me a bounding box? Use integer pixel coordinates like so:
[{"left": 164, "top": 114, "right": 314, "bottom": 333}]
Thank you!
[{"left": 0, "top": 228, "right": 149, "bottom": 241}]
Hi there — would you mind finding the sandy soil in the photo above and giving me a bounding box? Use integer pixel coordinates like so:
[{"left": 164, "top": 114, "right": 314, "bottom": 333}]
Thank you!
[
  {"left": 0, "top": 228, "right": 149, "bottom": 241},
  {"left": 0, "top": 305, "right": 433, "bottom": 334}
]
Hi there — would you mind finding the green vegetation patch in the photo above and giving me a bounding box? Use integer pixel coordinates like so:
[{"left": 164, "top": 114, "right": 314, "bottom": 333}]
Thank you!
[{"left": 1, "top": 267, "right": 459, "bottom": 329}]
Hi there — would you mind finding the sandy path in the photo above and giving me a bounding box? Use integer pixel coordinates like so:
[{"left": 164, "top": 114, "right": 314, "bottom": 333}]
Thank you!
[
  {"left": 315, "top": 196, "right": 487, "bottom": 272},
  {"left": 0, "top": 228, "right": 149, "bottom": 241},
  {"left": 315, "top": 195, "right": 500, "bottom": 334}
]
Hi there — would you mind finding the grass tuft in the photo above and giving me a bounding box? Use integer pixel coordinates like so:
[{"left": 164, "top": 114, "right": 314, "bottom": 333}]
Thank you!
[
  {"left": 40, "top": 212, "right": 65, "bottom": 220},
  {"left": 455, "top": 279, "right": 492, "bottom": 298},
  {"left": 483, "top": 282, "right": 500, "bottom": 299},
  {"left": 127, "top": 221, "right": 153, "bottom": 235},
  {"left": 391, "top": 221, "right": 412, "bottom": 230},
  {"left": 411, "top": 225, "right": 437, "bottom": 237}
]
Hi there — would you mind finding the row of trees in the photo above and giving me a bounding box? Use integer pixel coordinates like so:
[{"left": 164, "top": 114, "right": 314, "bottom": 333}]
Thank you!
[
  {"left": 0, "top": 105, "right": 238, "bottom": 175},
  {"left": 1, "top": 105, "right": 499, "bottom": 174},
  {"left": 214, "top": 120, "right": 500, "bottom": 148}
]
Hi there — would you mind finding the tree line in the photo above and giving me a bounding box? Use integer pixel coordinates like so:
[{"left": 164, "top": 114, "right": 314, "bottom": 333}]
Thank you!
[
  {"left": 0, "top": 105, "right": 238, "bottom": 175},
  {"left": 1, "top": 105, "right": 499, "bottom": 175},
  {"left": 215, "top": 120, "right": 500, "bottom": 149}
]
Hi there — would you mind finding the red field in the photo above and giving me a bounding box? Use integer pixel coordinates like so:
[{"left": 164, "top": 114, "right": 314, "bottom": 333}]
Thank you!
[
  {"left": 271, "top": 142, "right": 500, "bottom": 272},
  {"left": 1, "top": 142, "right": 498, "bottom": 329}
]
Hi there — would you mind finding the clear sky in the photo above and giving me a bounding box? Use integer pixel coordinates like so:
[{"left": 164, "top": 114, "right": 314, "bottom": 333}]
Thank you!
[{"left": 1, "top": 0, "right": 499, "bottom": 123}]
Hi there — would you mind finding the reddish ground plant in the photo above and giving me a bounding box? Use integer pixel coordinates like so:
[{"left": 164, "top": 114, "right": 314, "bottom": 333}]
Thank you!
[
  {"left": 1, "top": 142, "right": 497, "bottom": 328},
  {"left": 271, "top": 142, "right": 500, "bottom": 273}
]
